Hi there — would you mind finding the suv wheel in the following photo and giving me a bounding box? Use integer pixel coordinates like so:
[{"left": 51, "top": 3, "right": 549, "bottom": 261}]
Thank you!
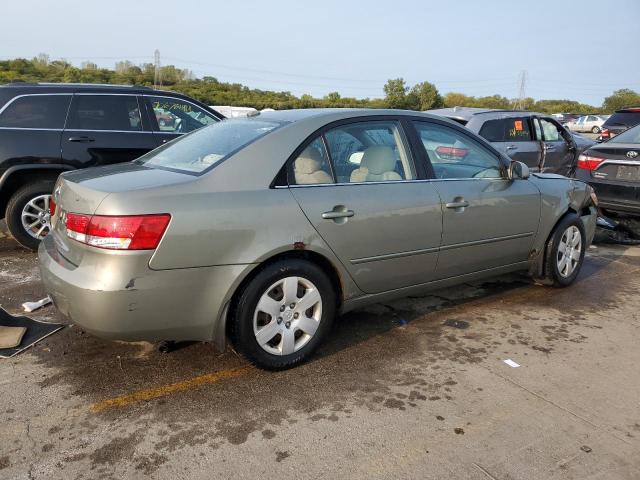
[
  {"left": 591, "top": 126, "right": 601, "bottom": 134},
  {"left": 230, "top": 259, "right": 336, "bottom": 370},
  {"left": 6, "top": 180, "right": 55, "bottom": 251}
]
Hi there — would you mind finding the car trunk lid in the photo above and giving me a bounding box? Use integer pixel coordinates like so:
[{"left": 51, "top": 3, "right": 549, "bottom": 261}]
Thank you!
[{"left": 587, "top": 144, "right": 640, "bottom": 183}]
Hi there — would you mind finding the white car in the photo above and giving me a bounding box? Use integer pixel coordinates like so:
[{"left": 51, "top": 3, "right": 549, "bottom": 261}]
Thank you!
[{"left": 565, "top": 115, "right": 605, "bottom": 134}]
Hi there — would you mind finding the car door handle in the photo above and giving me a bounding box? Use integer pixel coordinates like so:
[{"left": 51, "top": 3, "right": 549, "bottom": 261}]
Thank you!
[
  {"left": 445, "top": 200, "right": 469, "bottom": 209},
  {"left": 68, "top": 136, "right": 95, "bottom": 143},
  {"left": 544, "top": 144, "right": 555, "bottom": 151},
  {"left": 322, "top": 210, "right": 354, "bottom": 220},
  {"left": 505, "top": 145, "right": 517, "bottom": 150}
]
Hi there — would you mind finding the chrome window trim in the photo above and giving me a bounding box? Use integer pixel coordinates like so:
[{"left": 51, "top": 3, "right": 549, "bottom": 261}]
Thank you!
[
  {"left": 0, "top": 127, "right": 63, "bottom": 131},
  {"left": 62, "top": 129, "right": 154, "bottom": 134},
  {"left": 282, "top": 177, "right": 509, "bottom": 188}
]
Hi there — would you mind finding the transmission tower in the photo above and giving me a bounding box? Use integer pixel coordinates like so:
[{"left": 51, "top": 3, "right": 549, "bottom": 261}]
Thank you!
[
  {"left": 515, "top": 70, "right": 527, "bottom": 109},
  {"left": 153, "top": 49, "right": 162, "bottom": 89}
]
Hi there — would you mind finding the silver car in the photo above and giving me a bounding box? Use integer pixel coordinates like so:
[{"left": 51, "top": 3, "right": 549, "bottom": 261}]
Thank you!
[{"left": 38, "top": 109, "right": 597, "bottom": 369}]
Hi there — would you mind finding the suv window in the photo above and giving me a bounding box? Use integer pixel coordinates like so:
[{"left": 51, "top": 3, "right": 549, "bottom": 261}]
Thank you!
[
  {"left": 0, "top": 95, "right": 71, "bottom": 129},
  {"left": 147, "top": 96, "right": 217, "bottom": 134},
  {"left": 67, "top": 95, "right": 141, "bottom": 131},
  {"left": 324, "top": 121, "right": 415, "bottom": 183},
  {"left": 603, "top": 111, "right": 640, "bottom": 128},
  {"left": 414, "top": 121, "right": 503, "bottom": 179},
  {"left": 478, "top": 118, "right": 532, "bottom": 142},
  {"left": 540, "top": 118, "right": 561, "bottom": 141}
]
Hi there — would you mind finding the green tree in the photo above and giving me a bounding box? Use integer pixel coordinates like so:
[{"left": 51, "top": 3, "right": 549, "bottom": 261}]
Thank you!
[
  {"left": 383, "top": 78, "right": 409, "bottom": 109},
  {"left": 602, "top": 89, "right": 640, "bottom": 113},
  {"left": 407, "top": 81, "right": 443, "bottom": 110}
]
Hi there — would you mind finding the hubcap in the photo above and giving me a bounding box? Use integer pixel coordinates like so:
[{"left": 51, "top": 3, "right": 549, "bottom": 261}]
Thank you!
[
  {"left": 20, "top": 194, "right": 52, "bottom": 240},
  {"left": 557, "top": 226, "right": 582, "bottom": 278},
  {"left": 253, "top": 276, "right": 322, "bottom": 356}
]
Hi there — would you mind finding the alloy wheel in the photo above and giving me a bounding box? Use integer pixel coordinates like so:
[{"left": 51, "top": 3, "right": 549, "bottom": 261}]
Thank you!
[
  {"left": 20, "top": 194, "right": 52, "bottom": 240},
  {"left": 253, "top": 276, "right": 322, "bottom": 355},
  {"left": 557, "top": 225, "right": 582, "bottom": 277}
]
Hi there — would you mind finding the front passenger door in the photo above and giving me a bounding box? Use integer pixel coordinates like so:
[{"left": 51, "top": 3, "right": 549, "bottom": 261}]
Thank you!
[
  {"left": 539, "top": 117, "right": 574, "bottom": 176},
  {"left": 412, "top": 121, "right": 540, "bottom": 280}
]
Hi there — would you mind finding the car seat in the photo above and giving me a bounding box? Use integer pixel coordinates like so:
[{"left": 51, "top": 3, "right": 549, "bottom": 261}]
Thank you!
[
  {"left": 294, "top": 148, "right": 333, "bottom": 184},
  {"left": 350, "top": 145, "right": 402, "bottom": 182}
]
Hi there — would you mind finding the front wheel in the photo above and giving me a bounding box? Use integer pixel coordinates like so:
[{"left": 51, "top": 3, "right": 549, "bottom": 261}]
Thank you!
[
  {"left": 230, "top": 259, "right": 336, "bottom": 370},
  {"left": 537, "top": 214, "right": 586, "bottom": 287},
  {"left": 5, "top": 181, "right": 55, "bottom": 251}
]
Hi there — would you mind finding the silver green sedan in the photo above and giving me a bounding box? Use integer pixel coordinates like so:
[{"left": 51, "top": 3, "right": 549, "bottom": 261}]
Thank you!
[{"left": 38, "top": 109, "right": 597, "bottom": 369}]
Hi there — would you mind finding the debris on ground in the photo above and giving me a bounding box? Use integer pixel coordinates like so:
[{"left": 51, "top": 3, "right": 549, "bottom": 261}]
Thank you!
[
  {"left": 0, "top": 308, "right": 63, "bottom": 358},
  {"left": 22, "top": 296, "right": 52, "bottom": 313},
  {"left": 503, "top": 359, "right": 520, "bottom": 368},
  {"left": 594, "top": 216, "right": 640, "bottom": 245},
  {"left": 581, "top": 445, "right": 592, "bottom": 453},
  {"left": 444, "top": 319, "right": 470, "bottom": 329}
]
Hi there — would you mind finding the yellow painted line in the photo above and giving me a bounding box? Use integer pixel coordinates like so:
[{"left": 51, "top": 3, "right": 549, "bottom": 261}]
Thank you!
[{"left": 91, "top": 366, "right": 251, "bottom": 413}]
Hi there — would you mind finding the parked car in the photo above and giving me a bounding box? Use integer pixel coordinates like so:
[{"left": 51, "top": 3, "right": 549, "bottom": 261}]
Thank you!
[
  {"left": 575, "top": 123, "right": 640, "bottom": 225},
  {"left": 598, "top": 107, "right": 640, "bottom": 141},
  {"left": 565, "top": 115, "right": 606, "bottom": 134},
  {"left": 428, "top": 108, "right": 595, "bottom": 176},
  {"left": 38, "top": 109, "right": 597, "bottom": 370},
  {"left": 0, "top": 82, "right": 223, "bottom": 249}
]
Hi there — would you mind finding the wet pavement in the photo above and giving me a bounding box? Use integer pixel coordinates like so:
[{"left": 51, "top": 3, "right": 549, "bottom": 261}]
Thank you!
[{"left": 1, "top": 235, "right": 639, "bottom": 479}]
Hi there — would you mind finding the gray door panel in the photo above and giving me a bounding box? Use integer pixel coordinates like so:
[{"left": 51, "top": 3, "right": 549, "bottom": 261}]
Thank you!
[
  {"left": 432, "top": 179, "right": 540, "bottom": 279},
  {"left": 290, "top": 182, "right": 442, "bottom": 294},
  {"left": 496, "top": 140, "right": 542, "bottom": 170}
]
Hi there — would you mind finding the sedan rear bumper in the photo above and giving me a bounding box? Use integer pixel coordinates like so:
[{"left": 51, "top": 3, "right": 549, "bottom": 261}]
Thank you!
[{"left": 38, "top": 235, "right": 251, "bottom": 343}]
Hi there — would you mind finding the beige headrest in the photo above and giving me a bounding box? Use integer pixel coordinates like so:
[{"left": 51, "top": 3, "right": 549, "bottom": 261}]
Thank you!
[
  {"left": 295, "top": 147, "right": 324, "bottom": 174},
  {"left": 361, "top": 146, "right": 396, "bottom": 174}
]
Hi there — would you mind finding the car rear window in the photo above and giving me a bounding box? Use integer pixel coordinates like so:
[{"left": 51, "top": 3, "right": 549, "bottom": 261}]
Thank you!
[
  {"left": 603, "top": 112, "right": 640, "bottom": 128},
  {"left": 609, "top": 124, "right": 640, "bottom": 144},
  {"left": 0, "top": 94, "right": 71, "bottom": 129},
  {"left": 137, "top": 118, "right": 281, "bottom": 174}
]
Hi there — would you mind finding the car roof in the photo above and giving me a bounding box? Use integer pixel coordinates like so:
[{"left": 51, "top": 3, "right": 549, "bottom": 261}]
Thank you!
[
  {"left": 256, "top": 108, "right": 446, "bottom": 124},
  {"left": 427, "top": 107, "right": 548, "bottom": 122}
]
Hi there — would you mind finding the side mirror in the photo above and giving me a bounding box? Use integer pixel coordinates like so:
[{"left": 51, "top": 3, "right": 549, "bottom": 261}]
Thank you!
[{"left": 508, "top": 161, "right": 530, "bottom": 180}]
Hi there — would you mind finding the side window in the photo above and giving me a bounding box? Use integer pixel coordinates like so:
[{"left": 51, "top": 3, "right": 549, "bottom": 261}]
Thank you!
[
  {"left": 324, "top": 121, "right": 415, "bottom": 183},
  {"left": 540, "top": 118, "right": 561, "bottom": 141},
  {"left": 478, "top": 118, "right": 532, "bottom": 143},
  {"left": 147, "top": 96, "right": 217, "bottom": 134},
  {"left": 478, "top": 119, "right": 505, "bottom": 142},
  {"left": 0, "top": 95, "right": 71, "bottom": 129},
  {"left": 67, "top": 95, "right": 141, "bottom": 131},
  {"left": 413, "top": 121, "right": 504, "bottom": 179},
  {"left": 291, "top": 137, "right": 334, "bottom": 185}
]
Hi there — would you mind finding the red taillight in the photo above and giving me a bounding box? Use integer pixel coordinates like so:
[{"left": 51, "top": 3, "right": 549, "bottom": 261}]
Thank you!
[
  {"left": 601, "top": 128, "right": 610, "bottom": 139},
  {"left": 577, "top": 154, "right": 605, "bottom": 171},
  {"left": 436, "top": 146, "right": 469, "bottom": 158},
  {"left": 49, "top": 197, "right": 56, "bottom": 216},
  {"left": 65, "top": 214, "right": 170, "bottom": 250}
]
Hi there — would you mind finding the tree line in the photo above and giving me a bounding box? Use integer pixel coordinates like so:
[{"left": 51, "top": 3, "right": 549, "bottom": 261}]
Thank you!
[{"left": 1, "top": 55, "right": 638, "bottom": 114}]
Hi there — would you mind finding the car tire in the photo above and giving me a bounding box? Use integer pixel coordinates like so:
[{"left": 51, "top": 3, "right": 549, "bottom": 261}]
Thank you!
[
  {"left": 230, "top": 259, "right": 336, "bottom": 370},
  {"left": 591, "top": 126, "right": 600, "bottom": 134},
  {"left": 5, "top": 180, "right": 56, "bottom": 251},
  {"left": 537, "top": 214, "right": 586, "bottom": 287}
]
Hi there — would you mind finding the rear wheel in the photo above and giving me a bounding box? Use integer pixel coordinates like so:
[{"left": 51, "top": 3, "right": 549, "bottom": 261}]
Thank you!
[
  {"left": 537, "top": 214, "right": 586, "bottom": 287},
  {"left": 230, "top": 259, "right": 336, "bottom": 370},
  {"left": 5, "top": 181, "right": 55, "bottom": 251},
  {"left": 591, "top": 126, "right": 601, "bottom": 134}
]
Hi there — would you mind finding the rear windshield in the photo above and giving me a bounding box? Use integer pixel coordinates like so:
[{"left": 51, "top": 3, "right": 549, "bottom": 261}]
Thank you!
[
  {"left": 609, "top": 124, "right": 640, "bottom": 144},
  {"left": 137, "top": 119, "right": 281, "bottom": 174},
  {"left": 603, "top": 112, "right": 640, "bottom": 128}
]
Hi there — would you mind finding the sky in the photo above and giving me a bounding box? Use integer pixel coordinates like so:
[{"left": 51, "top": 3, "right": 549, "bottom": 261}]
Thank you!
[{"left": 2, "top": 0, "right": 639, "bottom": 106}]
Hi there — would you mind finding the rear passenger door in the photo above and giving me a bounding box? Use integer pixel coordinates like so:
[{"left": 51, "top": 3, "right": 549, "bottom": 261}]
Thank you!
[
  {"left": 143, "top": 95, "right": 219, "bottom": 147},
  {"left": 61, "top": 94, "right": 157, "bottom": 167},
  {"left": 478, "top": 117, "right": 542, "bottom": 171},
  {"left": 289, "top": 118, "right": 443, "bottom": 294}
]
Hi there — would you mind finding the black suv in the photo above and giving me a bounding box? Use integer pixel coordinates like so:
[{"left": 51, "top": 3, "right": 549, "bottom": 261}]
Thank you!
[
  {"left": 0, "top": 83, "right": 222, "bottom": 249},
  {"left": 599, "top": 107, "right": 640, "bottom": 141}
]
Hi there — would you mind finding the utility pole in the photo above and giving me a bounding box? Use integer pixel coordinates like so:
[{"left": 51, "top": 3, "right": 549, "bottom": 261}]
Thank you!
[
  {"left": 154, "top": 49, "right": 161, "bottom": 89},
  {"left": 515, "top": 70, "right": 527, "bottom": 110}
]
